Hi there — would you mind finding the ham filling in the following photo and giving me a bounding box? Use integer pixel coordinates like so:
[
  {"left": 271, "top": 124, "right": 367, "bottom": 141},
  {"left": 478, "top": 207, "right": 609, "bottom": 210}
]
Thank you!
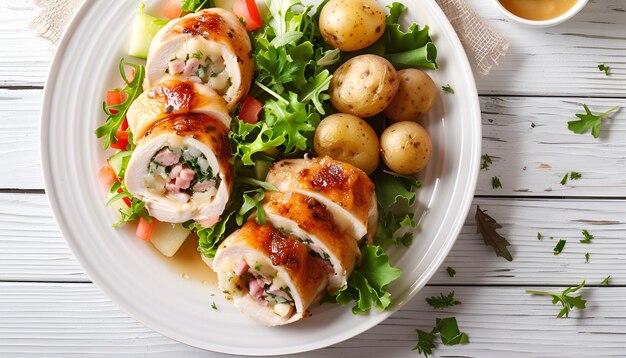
[
  {"left": 167, "top": 51, "right": 231, "bottom": 95},
  {"left": 229, "top": 258, "right": 295, "bottom": 318},
  {"left": 146, "top": 146, "right": 218, "bottom": 203}
]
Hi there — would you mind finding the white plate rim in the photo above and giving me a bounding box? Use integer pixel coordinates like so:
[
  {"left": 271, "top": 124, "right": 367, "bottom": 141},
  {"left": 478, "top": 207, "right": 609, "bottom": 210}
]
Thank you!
[{"left": 40, "top": 0, "right": 482, "bottom": 355}]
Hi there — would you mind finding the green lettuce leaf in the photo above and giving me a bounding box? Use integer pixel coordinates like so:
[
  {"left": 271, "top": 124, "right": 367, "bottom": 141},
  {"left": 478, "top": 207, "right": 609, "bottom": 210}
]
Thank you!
[
  {"left": 371, "top": 171, "right": 421, "bottom": 208},
  {"left": 333, "top": 245, "right": 401, "bottom": 314}
]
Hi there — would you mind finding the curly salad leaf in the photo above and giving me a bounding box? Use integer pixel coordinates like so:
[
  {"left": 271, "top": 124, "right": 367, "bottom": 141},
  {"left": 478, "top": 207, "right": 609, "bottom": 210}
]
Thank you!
[{"left": 233, "top": 0, "right": 333, "bottom": 166}]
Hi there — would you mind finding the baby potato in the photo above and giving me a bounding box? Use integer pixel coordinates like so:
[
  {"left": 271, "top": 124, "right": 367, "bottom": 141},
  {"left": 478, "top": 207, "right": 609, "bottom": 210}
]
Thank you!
[
  {"left": 319, "top": 0, "right": 386, "bottom": 51},
  {"left": 330, "top": 55, "right": 399, "bottom": 118},
  {"left": 380, "top": 121, "right": 432, "bottom": 174},
  {"left": 384, "top": 69, "right": 438, "bottom": 122},
  {"left": 314, "top": 113, "right": 380, "bottom": 174}
]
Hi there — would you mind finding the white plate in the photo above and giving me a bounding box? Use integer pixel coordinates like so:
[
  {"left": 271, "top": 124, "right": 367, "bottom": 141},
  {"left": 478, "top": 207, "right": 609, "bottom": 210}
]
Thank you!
[{"left": 41, "top": 0, "right": 481, "bottom": 355}]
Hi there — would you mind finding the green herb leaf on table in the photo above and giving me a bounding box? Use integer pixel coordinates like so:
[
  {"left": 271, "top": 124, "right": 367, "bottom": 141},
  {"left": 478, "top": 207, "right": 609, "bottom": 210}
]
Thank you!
[
  {"left": 413, "top": 317, "right": 470, "bottom": 357},
  {"left": 560, "top": 172, "right": 569, "bottom": 185},
  {"left": 553, "top": 239, "right": 566, "bottom": 255},
  {"left": 95, "top": 59, "right": 145, "bottom": 149},
  {"left": 480, "top": 154, "right": 492, "bottom": 171},
  {"left": 413, "top": 329, "right": 436, "bottom": 357},
  {"left": 491, "top": 176, "right": 502, "bottom": 189},
  {"left": 580, "top": 229, "right": 593, "bottom": 244},
  {"left": 446, "top": 266, "right": 456, "bottom": 277},
  {"left": 537, "top": 232, "right": 543, "bottom": 241},
  {"left": 435, "top": 317, "right": 470, "bottom": 345},
  {"left": 570, "top": 171, "right": 582, "bottom": 180},
  {"left": 475, "top": 206, "right": 513, "bottom": 261},
  {"left": 442, "top": 84, "right": 454, "bottom": 94},
  {"left": 332, "top": 245, "right": 401, "bottom": 314},
  {"left": 567, "top": 104, "right": 620, "bottom": 138},
  {"left": 210, "top": 301, "right": 218, "bottom": 310},
  {"left": 598, "top": 64, "right": 610, "bottom": 76},
  {"left": 426, "top": 291, "right": 461, "bottom": 309},
  {"left": 526, "top": 281, "right": 586, "bottom": 318},
  {"left": 601, "top": 276, "right": 610, "bottom": 286},
  {"left": 585, "top": 252, "right": 590, "bottom": 263}
]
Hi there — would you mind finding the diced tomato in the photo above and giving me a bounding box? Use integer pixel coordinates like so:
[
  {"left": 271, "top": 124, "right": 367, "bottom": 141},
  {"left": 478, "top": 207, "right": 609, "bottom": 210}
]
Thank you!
[
  {"left": 116, "top": 188, "right": 132, "bottom": 207},
  {"left": 163, "top": 0, "right": 183, "bottom": 19},
  {"left": 106, "top": 90, "right": 127, "bottom": 115},
  {"left": 110, "top": 130, "right": 129, "bottom": 150},
  {"left": 232, "top": 0, "right": 263, "bottom": 31},
  {"left": 238, "top": 96, "right": 263, "bottom": 124},
  {"left": 98, "top": 164, "right": 118, "bottom": 187},
  {"left": 136, "top": 216, "right": 155, "bottom": 241},
  {"left": 120, "top": 118, "right": 129, "bottom": 131},
  {"left": 106, "top": 90, "right": 125, "bottom": 108}
]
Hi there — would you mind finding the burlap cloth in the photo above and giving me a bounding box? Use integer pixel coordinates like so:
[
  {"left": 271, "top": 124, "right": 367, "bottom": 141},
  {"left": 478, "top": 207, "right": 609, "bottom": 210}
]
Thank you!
[{"left": 30, "top": 0, "right": 508, "bottom": 75}]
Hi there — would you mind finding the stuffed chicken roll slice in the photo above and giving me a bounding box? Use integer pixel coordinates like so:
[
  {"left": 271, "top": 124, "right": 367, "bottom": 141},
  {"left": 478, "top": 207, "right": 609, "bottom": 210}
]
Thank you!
[
  {"left": 265, "top": 156, "right": 378, "bottom": 242},
  {"left": 262, "top": 191, "right": 358, "bottom": 292},
  {"left": 145, "top": 8, "right": 253, "bottom": 110},
  {"left": 213, "top": 221, "right": 328, "bottom": 326},
  {"left": 126, "top": 79, "right": 230, "bottom": 140},
  {"left": 125, "top": 113, "right": 232, "bottom": 227}
]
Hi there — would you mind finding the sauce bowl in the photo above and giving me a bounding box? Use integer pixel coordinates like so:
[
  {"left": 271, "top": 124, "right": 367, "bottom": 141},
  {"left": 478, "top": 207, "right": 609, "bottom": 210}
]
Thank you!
[{"left": 491, "top": 0, "right": 589, "bottom": 28}]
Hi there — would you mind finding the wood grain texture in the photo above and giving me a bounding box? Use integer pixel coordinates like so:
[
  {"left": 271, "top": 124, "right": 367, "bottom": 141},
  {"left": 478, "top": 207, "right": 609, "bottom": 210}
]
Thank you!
[
  {"left": 2, "top": 193, "right": 623, "bottom": 286},
  {"left": 470, "top": 0, "right": 626, "bottom": 97},
  {"left": 0, "top": 1, "right": 52, "bottom": 87},
  {"left": 1, "top": 282, "right": 624, "bottom": 357},
  {"left": 475, "top": 96, "right": 626, "bottom": 196},
  {"left": 5, "top": 90, "right": 626, "bottom": 194},
  {"left": 1, "top": 0, "right": 626, "bottom": 97},
  {"left": 0, "top": 89, "right": 43, "bottom": 190}
]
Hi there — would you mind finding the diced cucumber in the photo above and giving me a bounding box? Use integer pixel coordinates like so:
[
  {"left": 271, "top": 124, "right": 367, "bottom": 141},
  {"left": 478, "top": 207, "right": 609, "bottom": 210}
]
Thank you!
[
  {"left": 108, "top": 150, "right": 132, "bottom": 178},
  {"left": 128, "top": 5, "right": 169, "bottom": 59}
]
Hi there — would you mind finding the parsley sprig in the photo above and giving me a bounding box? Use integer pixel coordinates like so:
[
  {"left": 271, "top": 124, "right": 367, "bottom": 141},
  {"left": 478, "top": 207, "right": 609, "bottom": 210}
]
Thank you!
[
  {"left": 526, "top": 281, "right": 586, "bottom": 318},
  {"left": 567, "top": 104, "right": 620, "bottom": 138},
  {"left": 413, "top": 317, "right": 470, "bottom": 357},
  {"left": 426, "top": 291, "right": 461, "bottom": 309}
]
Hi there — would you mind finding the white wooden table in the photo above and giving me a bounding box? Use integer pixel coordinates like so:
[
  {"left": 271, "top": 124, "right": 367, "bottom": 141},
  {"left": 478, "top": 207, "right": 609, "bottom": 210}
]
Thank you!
[{"left": 2, "top": 0, "right": 626, "bottom": 356}]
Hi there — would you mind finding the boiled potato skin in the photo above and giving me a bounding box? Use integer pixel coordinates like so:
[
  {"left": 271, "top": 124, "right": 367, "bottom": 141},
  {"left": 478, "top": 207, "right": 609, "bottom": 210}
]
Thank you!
[
  {"left": 380, "top": 121, "right": 432, "bottom": 174},
  {"left": 319, "top": 0, "right": 386, "bottom": 51},
  {"left": 314, "top": 113, "right": 380, "bottom": 174},
  {"left": 384, "top": 69, "right": 438, "bottom": 122},
  {"left": 330, "top": 55, "right": 399, "bottom": 118}
]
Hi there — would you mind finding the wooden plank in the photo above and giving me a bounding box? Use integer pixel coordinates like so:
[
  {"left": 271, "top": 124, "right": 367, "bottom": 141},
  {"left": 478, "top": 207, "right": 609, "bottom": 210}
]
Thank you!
[
  {"left": 0, "top": 89, "right": 43, "bottom": 190},
  {"left": 1, "top": 0, "right": 626, "bottom": 97},
  {"left": 469, "top": 0, "right": 626, "bottom": 97},
  {"left": 7, "top": 89, "right": 626, "bottom": 194},
  {"left": 475, "top": 96, "right": 626, "bottom": 196},
  {"left": 2, "top": 193, "right": 624, "bottom": 286},
  {"left": 0, "top": 282, "right": 624, "bottom": 357},
  {"left": 0, "top": 1, "right": 52, "bottom": 87}
]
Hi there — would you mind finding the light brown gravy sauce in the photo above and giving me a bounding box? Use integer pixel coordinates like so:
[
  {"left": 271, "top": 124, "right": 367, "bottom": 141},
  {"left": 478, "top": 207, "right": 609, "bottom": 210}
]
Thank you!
[
  {"left": 157, "top": 235, "right": 217, "bottom": 285},
  {"left": 499, "top": 0, "right": 578, "bottom": 21}
]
